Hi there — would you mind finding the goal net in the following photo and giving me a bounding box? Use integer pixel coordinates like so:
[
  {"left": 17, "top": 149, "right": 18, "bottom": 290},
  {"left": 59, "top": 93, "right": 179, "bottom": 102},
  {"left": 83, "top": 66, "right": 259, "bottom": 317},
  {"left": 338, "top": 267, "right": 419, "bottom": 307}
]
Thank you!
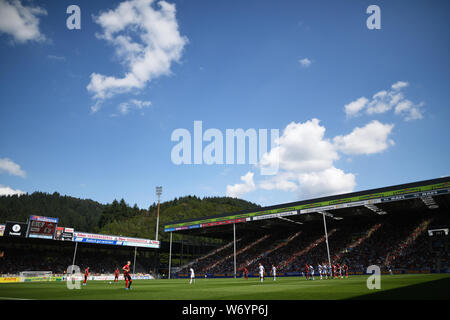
[{"left": 19, "top": 271, "right": 52, "bottom": 279}]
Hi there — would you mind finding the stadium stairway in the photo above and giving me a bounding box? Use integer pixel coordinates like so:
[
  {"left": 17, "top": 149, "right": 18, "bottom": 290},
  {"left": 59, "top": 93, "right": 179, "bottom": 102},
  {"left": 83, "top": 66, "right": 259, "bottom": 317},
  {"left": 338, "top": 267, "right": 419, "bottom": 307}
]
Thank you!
[
  {"left": 238, "top": 231, "right": 302, "bottom": 272},
  {"left": 202, "top": 234, "right": 270, "bottom": 273},
  {"left": 383, "top": 219, "right": 432, "bottom": 268},
  {"left": 277, "top": 229, "right": 337, "bottom": 271}
]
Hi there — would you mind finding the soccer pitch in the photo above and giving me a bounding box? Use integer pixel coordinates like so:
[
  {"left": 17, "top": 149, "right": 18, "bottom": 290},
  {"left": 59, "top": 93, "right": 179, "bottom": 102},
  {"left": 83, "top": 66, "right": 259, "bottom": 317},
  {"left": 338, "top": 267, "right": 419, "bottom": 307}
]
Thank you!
[{"left": 0, "top": 274, "right": 449, "bottom": 300}]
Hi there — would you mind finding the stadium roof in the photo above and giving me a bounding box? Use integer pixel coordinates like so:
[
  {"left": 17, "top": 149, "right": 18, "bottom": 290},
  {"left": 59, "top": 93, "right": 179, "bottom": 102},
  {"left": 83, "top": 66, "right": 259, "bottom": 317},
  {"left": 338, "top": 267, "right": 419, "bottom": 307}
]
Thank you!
[{"left": 164, "top": 177, "right": 450, "bottom": 239}]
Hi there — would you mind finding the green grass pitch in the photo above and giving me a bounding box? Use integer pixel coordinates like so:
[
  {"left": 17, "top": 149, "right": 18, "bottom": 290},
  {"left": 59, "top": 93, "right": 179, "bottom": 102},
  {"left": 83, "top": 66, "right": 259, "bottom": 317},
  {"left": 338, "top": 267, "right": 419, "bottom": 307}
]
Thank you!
[{"left": 0, "top": 274, "right": 449, "bottom": 300}]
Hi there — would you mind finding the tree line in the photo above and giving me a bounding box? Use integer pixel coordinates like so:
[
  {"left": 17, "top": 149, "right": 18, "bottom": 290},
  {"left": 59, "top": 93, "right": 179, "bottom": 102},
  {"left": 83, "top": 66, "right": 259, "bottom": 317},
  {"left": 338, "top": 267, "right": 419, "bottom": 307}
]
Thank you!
[{"left": 0, "top": 192, "right": 260, "bottom": 242}]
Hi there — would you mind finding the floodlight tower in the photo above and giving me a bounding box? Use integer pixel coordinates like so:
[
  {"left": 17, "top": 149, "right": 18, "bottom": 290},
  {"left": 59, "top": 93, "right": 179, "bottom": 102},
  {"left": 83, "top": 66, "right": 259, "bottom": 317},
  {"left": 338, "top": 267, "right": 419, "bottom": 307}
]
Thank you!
[{"left": 155, "top": 186, "right": 162, "bottom": 241}]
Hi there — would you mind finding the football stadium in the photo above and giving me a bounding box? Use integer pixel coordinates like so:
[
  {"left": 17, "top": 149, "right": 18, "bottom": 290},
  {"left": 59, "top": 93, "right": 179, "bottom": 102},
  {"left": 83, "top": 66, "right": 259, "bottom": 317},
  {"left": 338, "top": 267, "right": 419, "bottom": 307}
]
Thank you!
[
  {"left": 0, "top": 177, "right": 449, "bottom": 300},
  {"left": 1, "top": 1, "right": 450, "bottom": 315}
]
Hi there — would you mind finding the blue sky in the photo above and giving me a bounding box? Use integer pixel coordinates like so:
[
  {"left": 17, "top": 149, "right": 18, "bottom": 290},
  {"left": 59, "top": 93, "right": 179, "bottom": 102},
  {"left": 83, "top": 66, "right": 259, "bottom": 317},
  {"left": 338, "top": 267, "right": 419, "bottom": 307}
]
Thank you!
[{"left": 0, "top": 0, "right": 449, "bottom": 209}]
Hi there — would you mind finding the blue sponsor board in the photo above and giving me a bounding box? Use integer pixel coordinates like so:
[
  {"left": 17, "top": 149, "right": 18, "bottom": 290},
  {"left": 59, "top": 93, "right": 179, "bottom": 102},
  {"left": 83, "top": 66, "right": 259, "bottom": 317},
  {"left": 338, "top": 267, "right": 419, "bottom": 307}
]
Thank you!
[
  {"left": 164, "top": 225, "right": 199, "bottom": 232},
  {"left": 29, "top": 215, "right": 59, "bottom": 224},
  {"left": 74, "top": 237, "right": 117, "bottom": 245},
  {"left": 28, "top": 234, "right": 54, "bottom": 240}
]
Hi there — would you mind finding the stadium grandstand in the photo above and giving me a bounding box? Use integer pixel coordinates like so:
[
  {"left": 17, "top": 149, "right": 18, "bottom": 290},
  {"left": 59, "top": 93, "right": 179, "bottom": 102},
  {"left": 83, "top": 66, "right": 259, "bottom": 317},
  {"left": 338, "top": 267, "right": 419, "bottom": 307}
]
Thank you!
[
  {"left": 163, "top": 177, "right": 450, "bottom": 279},
  {"left": 0, "top": 177, "right": 448, "bottom": 284},
  {"left": 0, "top": 216, "right": 162, "bottom": 281}
]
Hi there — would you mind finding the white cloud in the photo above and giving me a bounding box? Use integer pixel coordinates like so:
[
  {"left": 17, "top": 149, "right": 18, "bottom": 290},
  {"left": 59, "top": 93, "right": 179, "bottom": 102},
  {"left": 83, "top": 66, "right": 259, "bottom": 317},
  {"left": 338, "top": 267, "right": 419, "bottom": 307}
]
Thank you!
[
  {"left": 253, "top": 119, "right": 354, "bottom": 199},
  {"left": 299, "top": 58, "right": 311, "bottom": 67},
  {"left": 297, "top": 167, "right": 356, "bottom": 199},
  {"left": 343, "top": 81, "right": 423, "bottom": 121},
  {"left": 0, "top": 158, "right": 26, "bottom": 178},
  {"left": 226, "top": 172, "right": 256, "bottom": 198},
  {"left": 391, "top": 81, "right": 409, "bottom": 90},
  {"left": 260, "top": 119, "right": 339, "bottom": 173},
  {"left": 333, "top": 120, "right": 395, "bottom": 155},
  {"left": 0, "top": 0, "right": 47, "bottom": 43},
  {"left": 47, "top": 54, "right": 65, "bottom": 61},
  {"left": 87, "top": 0, "right": 188, "bottom": 109},
  {"left": 259, "top": 172, "right": 298, "bottom": 192},
  {"left": 0, "top": 185, "right": 25, "bottom": 196},
  {"left": 394, "top": 100, "right": 424, "bottom": 121},
  {"left": 118, "top": 99, "right": 152, "bottom": 115},
  {"left": 345, "top": 97, "right": 368, "bottom": 118},
  {"left": 226, "top": 118, "right": 397, "bottom": 200}
]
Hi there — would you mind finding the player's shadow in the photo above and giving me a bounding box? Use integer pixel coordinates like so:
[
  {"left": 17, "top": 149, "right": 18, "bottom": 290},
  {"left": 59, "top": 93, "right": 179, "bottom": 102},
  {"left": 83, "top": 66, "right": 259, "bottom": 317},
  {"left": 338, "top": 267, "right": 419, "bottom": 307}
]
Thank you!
[{"left": 348, "top": 276, "right": 450, "bottom": 300}]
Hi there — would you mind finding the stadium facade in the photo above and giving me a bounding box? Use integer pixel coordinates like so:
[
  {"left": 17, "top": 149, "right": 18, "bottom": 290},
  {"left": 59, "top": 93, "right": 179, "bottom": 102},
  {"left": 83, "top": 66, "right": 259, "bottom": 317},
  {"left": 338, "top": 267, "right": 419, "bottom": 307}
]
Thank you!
[{"left": 163, "top": 177, "right": 450, "bottom": 278}]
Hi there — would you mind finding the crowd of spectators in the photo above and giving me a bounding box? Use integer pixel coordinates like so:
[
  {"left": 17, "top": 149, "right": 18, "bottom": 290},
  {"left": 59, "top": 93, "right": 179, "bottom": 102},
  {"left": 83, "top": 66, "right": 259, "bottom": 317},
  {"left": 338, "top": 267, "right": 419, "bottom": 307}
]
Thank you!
[
  {"left": 0, "top": 245, "right": 152, "bottom": 276},
  {"left": 180, "top": 212, "right": 449, "bottom": 275},
  {"left": 1, "top": 212, "right": 448, "bottom": 276}
]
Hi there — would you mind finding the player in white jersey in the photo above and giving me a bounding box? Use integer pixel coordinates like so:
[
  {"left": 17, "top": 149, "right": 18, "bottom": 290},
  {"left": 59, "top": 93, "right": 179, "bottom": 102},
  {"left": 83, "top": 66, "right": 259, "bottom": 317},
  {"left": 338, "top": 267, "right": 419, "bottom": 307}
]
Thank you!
[
  {"left": 309, "top": 265, "right": 314, "bottom": 280},
  {"left": 271, "top": 265, "right": 277, "bottom": 281},
  {"left": 318, "top": 264, "right": 323, "bottom": 280},
  {"left": 323, "top": 263, "right": 328, "bottom": 279},
  {"left": 189, "top": 268, "right": 195, "bottom": 284},
  {"left": 258, "top": 263, "right": 265, "bottom": 283}
]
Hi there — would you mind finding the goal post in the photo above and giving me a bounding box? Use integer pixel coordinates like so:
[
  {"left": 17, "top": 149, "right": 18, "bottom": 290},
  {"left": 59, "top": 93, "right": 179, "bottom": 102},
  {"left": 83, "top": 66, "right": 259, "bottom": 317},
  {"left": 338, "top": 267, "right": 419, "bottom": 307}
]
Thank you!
[{"left": 19, "top": 271, "right": 52, "bottom": 280}]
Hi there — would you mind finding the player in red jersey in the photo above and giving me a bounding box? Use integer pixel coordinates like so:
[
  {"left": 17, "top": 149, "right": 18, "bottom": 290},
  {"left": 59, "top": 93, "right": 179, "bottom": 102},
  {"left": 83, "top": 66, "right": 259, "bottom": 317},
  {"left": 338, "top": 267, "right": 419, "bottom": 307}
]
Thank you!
[
  {"left": 123, "top": 261, "right": 132, "bottom": 290},
  {"left": 305, "top": 264, "right": 310, "bottom": 280},
  {"left": 83, "top": 267, "right": 89, "bottom": 286},
  {"left": 343, "top": 264, "right": 349, "bottom": 278},
  {"left": 336, "top": 263, "right": 342, "bottom": 279},
  {"left": 243, "top": 267, "right": 248, "bottom": 280},
  {"left": 114, "top": 268, "right": 120, "bottom": 283},
  {"left": 332, "top": 264, "right": 336, "bottom": 279}
]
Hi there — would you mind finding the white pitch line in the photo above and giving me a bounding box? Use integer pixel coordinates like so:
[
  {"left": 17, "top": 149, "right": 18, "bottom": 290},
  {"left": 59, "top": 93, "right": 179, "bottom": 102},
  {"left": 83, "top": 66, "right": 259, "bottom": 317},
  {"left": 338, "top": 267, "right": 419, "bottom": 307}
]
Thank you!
[{"left": 0, "top": 296, "right": 33, "bottom": 300}]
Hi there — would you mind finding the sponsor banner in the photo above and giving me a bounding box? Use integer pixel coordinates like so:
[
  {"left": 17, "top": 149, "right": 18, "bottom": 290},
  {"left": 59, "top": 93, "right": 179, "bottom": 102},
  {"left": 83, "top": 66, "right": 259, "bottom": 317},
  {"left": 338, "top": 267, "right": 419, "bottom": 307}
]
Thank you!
[
  {"left": 252, "top": 210, "right": 297, "bottom": 221},
  {"left": 55, "top": 227, "right": 64, "bottom": 240},
  {"left": 29, "top": 215, "right": 59, "bottom": 224},
  {"left": 134, "top": 275, "right": 154, "bottom": 280},
  {"left": 3, "top": 222, "right": 28, "bottom": 238},
  {"left": 90, "top": 276, "right": 119, "bottom": 281},
  {"left": 381, "top": 188, "right": 450, "bottom": 203},
  {"left": 300, "top": 199, "right": 382, "bottom": 214},
  {"left": 55, "top": 227, "right": 74, "bottom": 241},
  {"left": 284, "top": 272, "right": 302, "bottom": 277},
  {"left": 86, "top": 275, "right": 154, "bottom": 281},
  {"left": 28, "top": 234, "right": 54, "bottom": 240},
  {"left": 0, "top": 277, "right": 21, "bottom": 283},
  {"left": 116, "top": 237, "right": 160, "bottom": 249},
  {"left": 74, "top": 232, "right": 115, "bottom": 241},
  {"left": 201, "top": 218, "right": 246, "bottom": 228},
  {"left": 22, "top": 276, "right": 62, "bottom": 282},
  {"left": 0, "top": 224, "right": 4, "bottom": 236},
  {"left": 51, "top": 277, "right": 63, "bottom": 281},
  {"left": 73, "top": 232, "right": 159, "bottom": 248},
  {"left": 23, "top": 276, "right": 52, "bottom": 282},
  {"left": 74, "top": 237, "right": 117, "bottom": 245}
]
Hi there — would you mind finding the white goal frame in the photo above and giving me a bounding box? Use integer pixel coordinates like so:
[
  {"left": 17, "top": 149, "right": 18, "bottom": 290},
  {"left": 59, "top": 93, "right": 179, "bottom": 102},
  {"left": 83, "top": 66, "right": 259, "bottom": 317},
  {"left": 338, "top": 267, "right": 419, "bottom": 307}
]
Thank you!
[{"left": 19, "top": 271, "right": 52, "bottom": 280}]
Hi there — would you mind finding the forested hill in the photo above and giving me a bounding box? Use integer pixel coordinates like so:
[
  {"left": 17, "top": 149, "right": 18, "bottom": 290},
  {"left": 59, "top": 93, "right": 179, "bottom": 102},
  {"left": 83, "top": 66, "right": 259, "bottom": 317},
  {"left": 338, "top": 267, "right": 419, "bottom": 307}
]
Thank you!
[
  {"left": 0, "top": 193, "right": 260, "bottom": 241},
  {"left": 0, "top": 192, "right": 104, "bottom": 233},
  {"left": 98, "top": 196, "right": 261, "bottom": 242}
]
